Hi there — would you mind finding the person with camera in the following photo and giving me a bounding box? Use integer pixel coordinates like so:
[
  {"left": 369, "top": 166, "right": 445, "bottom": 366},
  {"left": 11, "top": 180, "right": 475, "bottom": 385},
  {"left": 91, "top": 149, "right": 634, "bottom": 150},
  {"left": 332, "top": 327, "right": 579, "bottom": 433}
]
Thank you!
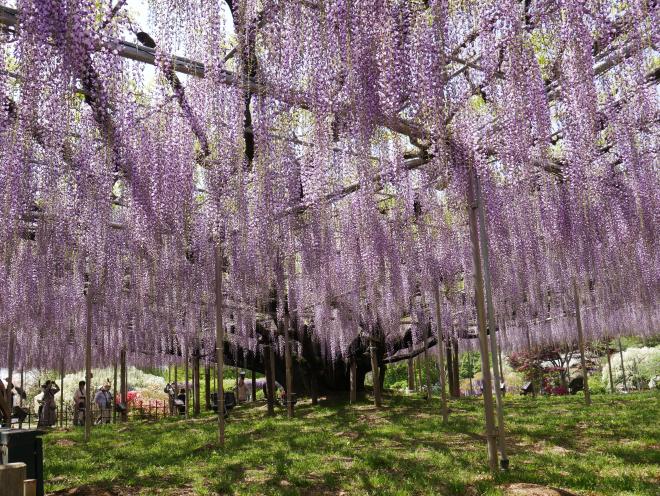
[{"left": 37, "top": 380, "right": 60, "bottom": 427}]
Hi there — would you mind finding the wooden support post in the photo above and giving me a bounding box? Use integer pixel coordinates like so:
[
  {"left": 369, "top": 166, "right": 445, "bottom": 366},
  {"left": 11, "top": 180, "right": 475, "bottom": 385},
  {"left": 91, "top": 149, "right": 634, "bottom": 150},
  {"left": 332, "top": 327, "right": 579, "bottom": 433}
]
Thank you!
[
  {"left": 370, "top": 343, "right": 382, "bottom": 407},
  {"left": 618, "top": 338, "right": 628, "bottom": 392},
  {"left": 120, "top": 348, "right": 127, "bottom": 422},
  {"left": 19, "top": 367, "right": 24, "bottom": 429},
  {"left": 467, "top": 167, "right": 499, "bottom": 472},
  {"left": 407, "top": 356, "right": 415, "bottom": 392},
  {"left": 211, "top": 364, "right": 216, "bottom": 393},
  {"left": 214, "top": 243, "right": 226, "bottom": 446},
  {"left": 423, "top": 323, "right": 431, "bottom": 401},
  {"left": 269, "top": 345, "right": 277, "bottom": 399},
  {"left": 59, "top": 357, "right": 65, "bottom": 427},
  {"left": 235, "top": 361, "right": 239, "bottom": 393},
  {"left": 469, "top": 354, "right": 475, "bottom": 395},
  {"left": 113, "top": 361, "right": 118, "bottom": 423},
  {"left": 184, "top": 346, "right": 189, "bottom": 419},
  {"left": 350, "top": 356, "right": 357, "bottom": 404},
  {"left": 283, "top": 315, "right": 294, "bottom": 418},
  {"left": 264, "top": 344, "right": 275, "bottom": 415},
  {"left": 433, "top": 286, "right": 449, "bottom": 423},
  {"left": 6, "top": 329, "right": 14, "bottom": 407},
  {"left": 416, "top": 355, "right": 423, "bottom": 393},
  {"left": 193, "top": 348, "right": 200, "bottom": 416},
  {"left": 205, "top": 363, "right": 211, "bottom": 409},
  {"left": 606, "top": 347, "right": 615, "bottom": 393},
  {"left": 446, "top": 343, "right": 455, "bottom": 397},
  {"left": 251, "top": 368, "right": 256, "bottom": 402},
  {"left": 84, "top": 285, "right": 93, "bottom": 442},
  {"left": 451, "top": 336, "right": 461, "bottom": 398},
  {"left": 572, "top": 279, "right": 591, "bottom": 406},
  {"left": 0, "top": 381, "right": 10, "bottom": 427},
  {"left": 497, "top": 333, "right": 505, "bottom": 394},
  {"left": 174, "top": 363, "right": 178, "bottom": 401},
  {"left": 476, "top": 174, "right": 509, "bottom": 469},
  {"left": 310, "top": 370, "right": 319, "bottom": 405}
]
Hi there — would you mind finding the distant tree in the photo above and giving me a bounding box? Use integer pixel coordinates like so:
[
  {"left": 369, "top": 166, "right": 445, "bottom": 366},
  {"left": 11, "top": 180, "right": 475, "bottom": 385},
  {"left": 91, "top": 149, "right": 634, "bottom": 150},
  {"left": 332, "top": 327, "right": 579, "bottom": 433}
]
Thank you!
[
  {"left": 509, "top": 344, "right": 599, "bottom": 394},
  {"left": 459, "top": 352, "right": 481, "bottom": 380}
]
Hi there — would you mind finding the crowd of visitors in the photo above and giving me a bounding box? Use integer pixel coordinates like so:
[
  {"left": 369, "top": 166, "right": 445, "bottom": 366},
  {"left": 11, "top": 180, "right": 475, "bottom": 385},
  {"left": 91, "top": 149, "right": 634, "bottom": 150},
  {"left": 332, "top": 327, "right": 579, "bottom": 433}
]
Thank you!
[{"left": 2, "top": 369, "right": 284, "bottom": 428}]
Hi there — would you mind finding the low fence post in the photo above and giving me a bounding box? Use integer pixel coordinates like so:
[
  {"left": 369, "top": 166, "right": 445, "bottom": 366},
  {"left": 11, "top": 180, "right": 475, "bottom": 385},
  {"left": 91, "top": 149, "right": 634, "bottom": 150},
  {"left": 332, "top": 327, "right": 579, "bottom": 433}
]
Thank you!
[{"left": 0, "top": 462, "right": 26, "bottom": 496}]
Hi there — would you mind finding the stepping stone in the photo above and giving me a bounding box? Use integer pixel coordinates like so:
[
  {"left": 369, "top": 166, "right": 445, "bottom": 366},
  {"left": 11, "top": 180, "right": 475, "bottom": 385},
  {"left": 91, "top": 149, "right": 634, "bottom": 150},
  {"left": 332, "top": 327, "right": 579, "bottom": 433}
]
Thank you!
[{"left": 504, "top": 483, "right": 578, "bottom": 496}]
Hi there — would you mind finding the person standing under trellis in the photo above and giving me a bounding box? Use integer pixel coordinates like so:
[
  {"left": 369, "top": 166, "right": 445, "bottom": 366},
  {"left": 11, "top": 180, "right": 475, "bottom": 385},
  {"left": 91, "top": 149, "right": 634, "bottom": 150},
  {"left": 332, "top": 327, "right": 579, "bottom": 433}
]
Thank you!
[
  {"left": 73, "top": 381, "right": 86, "bottom": 426},
  {"left": 164, "top": 383, "right": 176, "bottom": 415},
  {"left": 94, "top": 381, "right": 113, "bottom": 424},
  {"left": 38, "top": 380, "right": 59, "bottom": 427},
  {"left": 236, "top": 371, "right": 250, "bottom": 403}
]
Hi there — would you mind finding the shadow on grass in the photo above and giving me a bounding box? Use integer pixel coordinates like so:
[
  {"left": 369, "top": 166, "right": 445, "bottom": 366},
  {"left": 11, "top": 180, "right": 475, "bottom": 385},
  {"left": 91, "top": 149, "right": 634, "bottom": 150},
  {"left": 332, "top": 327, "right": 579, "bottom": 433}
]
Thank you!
[{"left": 43, "top": 391, "right": 660, "bottom": 496}]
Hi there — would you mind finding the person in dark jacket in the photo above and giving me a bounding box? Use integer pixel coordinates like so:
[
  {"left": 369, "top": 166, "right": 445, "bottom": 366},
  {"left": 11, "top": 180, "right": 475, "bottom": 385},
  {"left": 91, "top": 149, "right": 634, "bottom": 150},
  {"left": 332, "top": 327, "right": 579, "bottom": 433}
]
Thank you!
[{"left": 38, "top": 380, "right": 60, "bottom": 427}]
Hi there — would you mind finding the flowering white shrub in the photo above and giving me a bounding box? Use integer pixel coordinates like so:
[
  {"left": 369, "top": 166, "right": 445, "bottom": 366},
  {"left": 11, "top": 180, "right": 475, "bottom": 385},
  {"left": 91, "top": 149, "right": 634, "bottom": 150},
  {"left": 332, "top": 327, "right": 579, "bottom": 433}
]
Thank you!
[
  {"left": 55, "top": 367, "right": 166, "bottom": 405},
  {"left": 601, "top": 346, "right": 660, "bottom": 390}
]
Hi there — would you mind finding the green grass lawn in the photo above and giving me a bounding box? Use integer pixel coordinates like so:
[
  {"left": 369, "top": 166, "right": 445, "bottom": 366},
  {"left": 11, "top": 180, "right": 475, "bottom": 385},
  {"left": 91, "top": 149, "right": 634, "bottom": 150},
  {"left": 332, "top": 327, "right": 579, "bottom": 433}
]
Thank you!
[{"left": 43, "top": 391, "right": 659, "bottom": 495}]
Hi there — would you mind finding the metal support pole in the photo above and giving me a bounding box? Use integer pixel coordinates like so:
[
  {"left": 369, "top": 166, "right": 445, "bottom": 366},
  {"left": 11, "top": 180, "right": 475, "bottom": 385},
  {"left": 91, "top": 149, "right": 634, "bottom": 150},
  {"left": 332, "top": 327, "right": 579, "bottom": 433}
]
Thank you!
[
  {"left": 475, "top": 174, "right": 509, "bottom": 469},
  {"left": 572, "top": 279, "right": 591, "bottom": 406}
]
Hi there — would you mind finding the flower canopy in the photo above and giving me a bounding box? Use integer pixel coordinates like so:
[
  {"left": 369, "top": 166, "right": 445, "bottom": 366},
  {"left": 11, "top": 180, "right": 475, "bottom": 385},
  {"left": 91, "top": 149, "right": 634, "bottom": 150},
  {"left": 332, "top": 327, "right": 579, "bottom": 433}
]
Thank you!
[{"left": 0, "top": 0, "right": 657, "bottom": 372}]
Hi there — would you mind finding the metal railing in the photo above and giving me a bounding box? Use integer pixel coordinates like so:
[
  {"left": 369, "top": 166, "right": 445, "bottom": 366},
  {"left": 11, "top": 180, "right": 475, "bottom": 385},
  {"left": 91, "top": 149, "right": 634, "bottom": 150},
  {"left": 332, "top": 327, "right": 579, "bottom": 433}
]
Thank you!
[{"left": 7, "top": 399, "right": 176, "bottom": 429}]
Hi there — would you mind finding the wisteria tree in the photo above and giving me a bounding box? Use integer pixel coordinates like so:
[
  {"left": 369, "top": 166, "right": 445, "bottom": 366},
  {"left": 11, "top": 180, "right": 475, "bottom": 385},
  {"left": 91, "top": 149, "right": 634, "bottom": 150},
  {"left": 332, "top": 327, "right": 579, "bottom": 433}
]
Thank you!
[{"left": 1, "top": 0, "right": 658, "bottom": 465}]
